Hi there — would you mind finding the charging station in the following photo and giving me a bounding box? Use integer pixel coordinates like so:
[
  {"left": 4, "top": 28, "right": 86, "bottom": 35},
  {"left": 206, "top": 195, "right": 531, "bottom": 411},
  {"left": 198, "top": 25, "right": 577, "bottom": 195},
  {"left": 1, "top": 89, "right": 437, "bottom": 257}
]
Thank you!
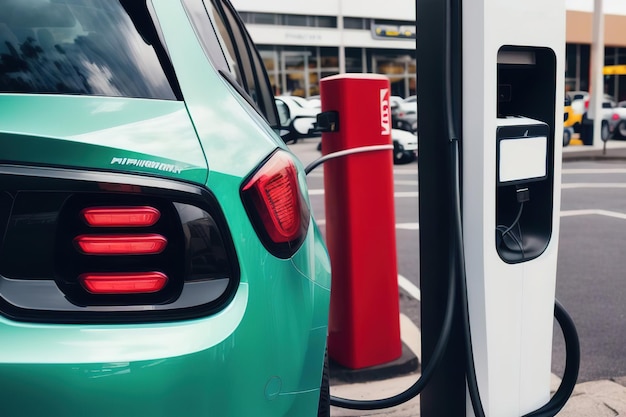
[
  {"left": 462, "top": 2, "right": 565, "bottom": 415},
  {"left": 328, "top": 0, "right": 577, "bottom": 414},
  {"left": 320, "top": 74, "right": 402, "bottom": 370},
  {"left": 417, "top": 0, "right": 566, "bottom": 415}
]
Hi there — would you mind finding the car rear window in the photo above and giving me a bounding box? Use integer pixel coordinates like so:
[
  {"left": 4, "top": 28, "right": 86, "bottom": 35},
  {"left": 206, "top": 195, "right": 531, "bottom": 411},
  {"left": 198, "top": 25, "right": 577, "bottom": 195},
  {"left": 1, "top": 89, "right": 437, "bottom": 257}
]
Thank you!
[{"left": 0, "top": 0, "right": 179, "bottom": 100}]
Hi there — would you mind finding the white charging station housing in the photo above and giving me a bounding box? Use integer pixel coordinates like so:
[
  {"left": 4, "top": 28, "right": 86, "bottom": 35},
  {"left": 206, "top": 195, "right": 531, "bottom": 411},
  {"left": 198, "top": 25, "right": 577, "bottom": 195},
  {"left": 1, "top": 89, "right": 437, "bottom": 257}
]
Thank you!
[{"left": 462, "top": 0, "right": 565, "bottom": 416}]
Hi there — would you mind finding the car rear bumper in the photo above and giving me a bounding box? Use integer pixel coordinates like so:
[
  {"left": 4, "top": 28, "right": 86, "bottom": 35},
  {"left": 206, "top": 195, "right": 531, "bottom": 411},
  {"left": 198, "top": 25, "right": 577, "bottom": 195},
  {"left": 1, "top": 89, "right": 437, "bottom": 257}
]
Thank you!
[{"left": 0, "top": 280, "right": 330, "bottom": 417}]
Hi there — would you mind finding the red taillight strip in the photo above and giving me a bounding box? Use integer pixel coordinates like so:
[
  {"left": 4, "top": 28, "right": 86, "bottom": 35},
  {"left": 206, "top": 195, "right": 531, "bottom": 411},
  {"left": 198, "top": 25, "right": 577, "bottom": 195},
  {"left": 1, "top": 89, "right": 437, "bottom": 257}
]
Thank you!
[
  {"left": 81, "top": 206, "right": 161, "bottom": 227},
  {"left": 242, "top": 151, "right": 303, "bottom": 244},
  {"left": 79, "top": 272, "right": 168, "bottom": 294},
  {"left": 74, "top": 234, "right": 167, "bottom": 255}
]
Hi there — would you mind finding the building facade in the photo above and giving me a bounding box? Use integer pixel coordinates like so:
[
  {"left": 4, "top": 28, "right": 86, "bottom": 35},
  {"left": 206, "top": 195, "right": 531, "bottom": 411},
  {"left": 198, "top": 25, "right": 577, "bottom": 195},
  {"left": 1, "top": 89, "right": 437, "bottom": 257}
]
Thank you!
[
  {"left": 231, "top": 0, "right": 626, "bottom": 102},
  {"left": 566, "top": 2, "right": 626, "bottom": 101}
]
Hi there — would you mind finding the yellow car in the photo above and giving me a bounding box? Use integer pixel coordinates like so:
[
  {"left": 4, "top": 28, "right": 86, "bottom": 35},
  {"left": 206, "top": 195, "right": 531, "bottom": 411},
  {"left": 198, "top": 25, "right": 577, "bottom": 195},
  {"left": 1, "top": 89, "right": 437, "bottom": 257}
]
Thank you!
[{"left": 564, "top": 95, "right": 583, "bottom": 131}]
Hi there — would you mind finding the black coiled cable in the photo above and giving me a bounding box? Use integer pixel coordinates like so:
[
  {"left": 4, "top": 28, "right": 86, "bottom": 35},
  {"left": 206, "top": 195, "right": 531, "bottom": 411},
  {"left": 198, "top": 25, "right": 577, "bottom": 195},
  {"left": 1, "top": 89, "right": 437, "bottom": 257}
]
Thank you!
[{"left": 327, "top": 0, "right": 580, "bottom": 413}]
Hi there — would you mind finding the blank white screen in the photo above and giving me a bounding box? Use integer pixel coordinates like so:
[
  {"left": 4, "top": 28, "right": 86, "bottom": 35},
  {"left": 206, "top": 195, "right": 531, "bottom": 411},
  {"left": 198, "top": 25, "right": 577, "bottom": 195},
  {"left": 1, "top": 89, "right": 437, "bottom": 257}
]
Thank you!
[{"left": 499, "top": 136, "right": 547, "bottom": 183}]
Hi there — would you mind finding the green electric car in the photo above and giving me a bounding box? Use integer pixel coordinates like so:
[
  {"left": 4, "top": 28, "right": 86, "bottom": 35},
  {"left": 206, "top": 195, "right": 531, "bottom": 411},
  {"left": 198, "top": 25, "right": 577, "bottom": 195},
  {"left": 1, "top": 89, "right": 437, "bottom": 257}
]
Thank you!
[{"left": 0, "top": 0, "right": 331, "bottom": 416}]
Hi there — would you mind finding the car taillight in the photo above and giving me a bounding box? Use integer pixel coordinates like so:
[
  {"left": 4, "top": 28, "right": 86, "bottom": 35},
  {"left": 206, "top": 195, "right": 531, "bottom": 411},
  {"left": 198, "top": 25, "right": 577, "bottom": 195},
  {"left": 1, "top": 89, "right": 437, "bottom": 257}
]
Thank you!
[
  {"left": 80, "top": 271, "right": 168, "bottom": 294},
  {"left": 0, "top": 165, "right": 240, "bottom": 323},
  {"left": 241, "top": 150, "right": 309, "bottom": 258},
  {"left": 68, "top": 204, "right": 174, "bottom": 296},
  {"left": 74, "top": 233, "right": 168, "bottom": 255},
  {"left": 80, "top": 206, "right": 161, "bottom": 227},
  {"left": 612, "top": 113, "right": 620, "bottom": 121}
]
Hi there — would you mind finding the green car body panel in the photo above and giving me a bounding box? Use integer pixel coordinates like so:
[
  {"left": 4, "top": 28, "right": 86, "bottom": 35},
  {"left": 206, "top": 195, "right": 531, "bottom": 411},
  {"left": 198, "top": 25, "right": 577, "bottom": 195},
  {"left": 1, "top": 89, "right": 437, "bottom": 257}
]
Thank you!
[
  {"left": 0, "top": 0, "right": 331, "bottom": 415},
  {"left": 0, "top": 95, "right": 209, "bottom": 183}
]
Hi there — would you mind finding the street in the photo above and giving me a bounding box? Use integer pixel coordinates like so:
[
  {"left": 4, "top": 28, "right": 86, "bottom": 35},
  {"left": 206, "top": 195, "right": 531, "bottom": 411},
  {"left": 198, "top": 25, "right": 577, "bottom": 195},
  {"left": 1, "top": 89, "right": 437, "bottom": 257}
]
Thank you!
[
  {"left": 555, "top": 160, "right": 626, "bottom": 382},
  {"left": 291, "top": 137, "right": 626, "bottom": 388}
]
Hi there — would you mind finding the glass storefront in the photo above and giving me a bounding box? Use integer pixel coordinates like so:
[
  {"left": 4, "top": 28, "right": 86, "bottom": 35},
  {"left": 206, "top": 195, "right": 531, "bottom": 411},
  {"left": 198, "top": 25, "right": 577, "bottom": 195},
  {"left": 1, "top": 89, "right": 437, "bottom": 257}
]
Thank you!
[
  {"left": 372, "top": 53, "right": 416, "bottom": 98},
  {"left": 261, "top": 41, "right": 626, "bottom": 103},
  {"left": 565, "top": 44, "right": 590, "bottom": 94},
  {"left": 260, "top": 46, "right": 416, "bottom": 99},
  {"left": 605, "top": 47, "right": 626, "bottom": 103},
  {"left": 244, "top": 9, "right": 626, "bottom": 105},
  {"left": 260, "top": 47, "right": 339, "bottom": 97},
  {"left": 566, "top": 44, "right": 626, "bottom": 103}
]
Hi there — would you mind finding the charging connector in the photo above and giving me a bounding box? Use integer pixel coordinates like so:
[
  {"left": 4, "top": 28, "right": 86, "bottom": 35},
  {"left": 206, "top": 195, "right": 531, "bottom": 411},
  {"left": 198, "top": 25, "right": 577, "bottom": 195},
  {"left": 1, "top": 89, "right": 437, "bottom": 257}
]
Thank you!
[{"left": 516, "top": 186, "right": 530, "bottom": 203}]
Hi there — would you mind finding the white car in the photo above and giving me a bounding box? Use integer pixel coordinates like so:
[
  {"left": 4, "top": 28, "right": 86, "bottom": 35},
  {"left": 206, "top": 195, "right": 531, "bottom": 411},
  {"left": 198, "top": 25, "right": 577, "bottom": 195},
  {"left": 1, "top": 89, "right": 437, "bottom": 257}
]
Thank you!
[
  {"left": 579, "top": 95, "right": 626, "bottom": 142},
  {"left": 392, "top": 128, "right": 418, "bottom": 164},
  {"left": 566, "top": 90, "right": 589, "bottom": 115},
  {"left": 305, "top": 95, "right": 322, "bottom": 111},
  {"left": 392, "top": 95, "right": 418, "bottom": 119},
  {"left": 275, "top": 96, "right": 320, "bottom": 143},
  {"left": 389, "top": 95, "right": 405, "bottom": 114}
]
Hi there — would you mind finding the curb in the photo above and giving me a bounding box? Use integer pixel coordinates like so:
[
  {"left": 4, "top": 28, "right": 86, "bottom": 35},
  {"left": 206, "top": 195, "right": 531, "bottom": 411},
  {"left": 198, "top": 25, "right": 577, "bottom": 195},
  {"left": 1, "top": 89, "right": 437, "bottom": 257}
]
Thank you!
[
  {"left": 329, "top": 342, "right": 419, "bottom": 385},
  {"left": 562, "top": 144, "right": 626, "bottom": 161},
  {"left": 563, "top": 152, "right": 626, "bottom": 162}
]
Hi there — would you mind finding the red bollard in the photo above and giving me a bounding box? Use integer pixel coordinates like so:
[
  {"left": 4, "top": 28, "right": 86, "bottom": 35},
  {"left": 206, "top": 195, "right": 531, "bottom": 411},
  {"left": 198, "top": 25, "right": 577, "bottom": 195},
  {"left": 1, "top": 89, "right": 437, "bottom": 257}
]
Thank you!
[{"left": 321, "top": 74, "right": 402, "bottom": 369}]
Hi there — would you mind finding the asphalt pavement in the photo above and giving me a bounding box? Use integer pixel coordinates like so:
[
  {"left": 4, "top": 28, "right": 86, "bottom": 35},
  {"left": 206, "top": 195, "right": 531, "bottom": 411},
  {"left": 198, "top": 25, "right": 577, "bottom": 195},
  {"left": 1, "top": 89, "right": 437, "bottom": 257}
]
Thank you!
[
  {"left": 561, "top": 138, "right": 626, "bottom": 162},
  {"left": 290, "top": 137, "right": 626, "bottom": 416}
]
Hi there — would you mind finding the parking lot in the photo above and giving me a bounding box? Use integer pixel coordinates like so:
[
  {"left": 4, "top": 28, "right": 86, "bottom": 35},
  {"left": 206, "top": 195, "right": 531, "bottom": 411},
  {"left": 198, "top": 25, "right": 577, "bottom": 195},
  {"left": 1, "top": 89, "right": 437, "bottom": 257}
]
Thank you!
[{"left": 290, "top": 137, "right": 626, "bottom": 416}]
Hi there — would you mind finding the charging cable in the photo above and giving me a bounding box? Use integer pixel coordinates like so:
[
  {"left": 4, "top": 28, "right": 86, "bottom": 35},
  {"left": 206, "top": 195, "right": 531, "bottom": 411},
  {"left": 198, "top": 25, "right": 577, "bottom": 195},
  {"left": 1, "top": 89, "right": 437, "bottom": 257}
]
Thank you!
[
  {"left": 304, "top": 0, "right": 579, "bottom": 411},
  {"left": 304, "top": 144, "right": 393, "bottom": 175},
  {"left": 304, "top": 142, "right": 458, "bottom": 410},
  {"left": 496, "top": 187, "right": 529, "bottom": 260},
  {"left": 441, "top": 0, "right": 580, "bottom": 412},
  {"left": 304, "top": 136, "right": 579, "bottom": 414}
]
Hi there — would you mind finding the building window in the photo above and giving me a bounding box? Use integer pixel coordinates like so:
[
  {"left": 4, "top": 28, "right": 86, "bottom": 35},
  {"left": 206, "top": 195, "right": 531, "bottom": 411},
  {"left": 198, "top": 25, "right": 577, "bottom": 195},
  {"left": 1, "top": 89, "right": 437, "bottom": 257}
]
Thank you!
[
  {"left": 239, "top": 12, "right": 279, "bottom": 25},
  {"left": 284, "top": 14, "right": 308, "bottom": 27},
  {"left": 565, "top": 44, "right": 578, "bottom": 92},
  {"left": 316, "top": 16, "right": 337, "bottom": 28},
  {"left": 373, "top": 18, "right": 415, "bottom": 26},
  {"left": 372, "top": 51, "right": 416, "bottom": 97},
  {"left": 346, "top": 48, "right": 364, "bottom": 73},
  {"left": 258, "top": 46, "right": 339, "bottom": 97},
  {"left": 579, "top": 45, "right": 590, "bottom": 92},
  {"left": 344, "top": 17, "right": 367, "bottom": 29},
  {"left": 239, "top": 12, "right": 336, "bottom": 28},
  {"left": 604, "top": 47, "right": 626, "bottom": 102}
]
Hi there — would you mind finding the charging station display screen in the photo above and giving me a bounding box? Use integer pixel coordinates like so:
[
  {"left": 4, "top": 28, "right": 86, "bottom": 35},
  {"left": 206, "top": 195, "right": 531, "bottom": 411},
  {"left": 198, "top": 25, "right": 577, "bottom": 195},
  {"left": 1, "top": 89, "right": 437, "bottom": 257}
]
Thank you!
[{"left": 498, "top": 136, "right": 547, "bottom": 183}]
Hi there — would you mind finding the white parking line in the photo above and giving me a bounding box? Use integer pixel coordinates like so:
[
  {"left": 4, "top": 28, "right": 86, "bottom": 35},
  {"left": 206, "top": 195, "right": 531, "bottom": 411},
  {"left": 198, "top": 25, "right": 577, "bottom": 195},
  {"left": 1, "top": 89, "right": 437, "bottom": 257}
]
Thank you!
[
  {"left": 398, "top": 276, "right": 421, "bottom": 360},
  {"left": 394, "top": 192, "right": 419, "bottom": 198},
  {"left": 398, "top": 274, "right": 421, "bottom": 301},
  {"left": 394, "top": 180, "right": 419, "bottom": 186},
  {"left": 562, "top": 183, "right": 626, "bottom": 189},
  {"left": 393, "top": 169, "right": 419, "bottom": 175},
  {"left": 560, "top": 209, "right": 626, "bottom": 220},
  {"left": 400, "top": 313, "right": 421, "bottom": 360},
  {"left": 563, "top": 168, "right": 626, "bottom": 174}
]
